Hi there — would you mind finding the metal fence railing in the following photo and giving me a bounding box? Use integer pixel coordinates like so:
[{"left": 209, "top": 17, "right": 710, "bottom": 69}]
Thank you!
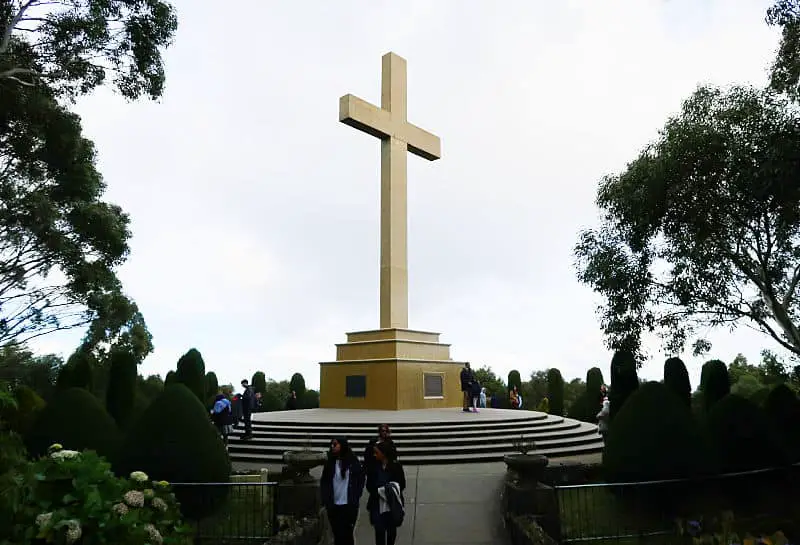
[
  {"left": 170, "top": 481, "right": 278, "bottom": 544},
  {"left": 554, "top": 464, "right": 800, "bottom": 544}
]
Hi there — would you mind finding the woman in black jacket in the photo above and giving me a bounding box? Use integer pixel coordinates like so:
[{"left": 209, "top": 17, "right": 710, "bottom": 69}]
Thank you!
[
  {"left": 320, "top": 437, "right": 365, "bottom": 545},
  {"left": 366, "top": 440, "right": 406, "bottom": 545}
]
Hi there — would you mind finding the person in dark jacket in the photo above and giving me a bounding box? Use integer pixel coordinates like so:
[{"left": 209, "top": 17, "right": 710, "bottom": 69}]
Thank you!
[
  {"left": 460, "top": 362, "right": 474, "bottom": 413},
  {"left": 240, "top": 379, "right": 257, "bottom": 439},
  {"left": 363, "top": 424, "right": 393, "bottom": 472},
  {"left": 285, "top": 390, "right": 298, "bottom": 410},
  {"left": 366, "top": 441, "right": 406, "bottom": 545},
  {"left": 320, "top": 437, "right": 365, "bottom": 545}
]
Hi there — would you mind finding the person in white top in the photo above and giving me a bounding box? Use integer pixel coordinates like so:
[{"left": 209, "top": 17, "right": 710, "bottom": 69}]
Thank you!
[{"left": 320, "top": 437, "right": 365, "bottom": 545}]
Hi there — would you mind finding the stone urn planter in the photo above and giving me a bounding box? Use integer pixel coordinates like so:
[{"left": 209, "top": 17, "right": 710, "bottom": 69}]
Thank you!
[
  {"left": 281, "top": 450, "right": 327, "bottom": 483},
  {"left": 504, "top": 453, "right": 549, "bottom": 483}
]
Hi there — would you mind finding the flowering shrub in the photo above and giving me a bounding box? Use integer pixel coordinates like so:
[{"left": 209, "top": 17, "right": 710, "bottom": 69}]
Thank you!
[
  {"left": 676, "top": 510, "right": 794, "bottom": 545},
  {"left": 10, "top": 444, "right": 191, "bottom": 544}
]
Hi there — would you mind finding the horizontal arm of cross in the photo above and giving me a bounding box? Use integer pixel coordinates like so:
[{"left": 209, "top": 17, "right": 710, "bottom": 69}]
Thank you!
[{"left": 339, "top": 94, "right": 441, "bottom": 161}]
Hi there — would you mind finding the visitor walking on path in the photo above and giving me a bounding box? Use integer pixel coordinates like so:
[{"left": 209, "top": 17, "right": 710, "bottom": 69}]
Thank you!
[
  {"left": 460, "top": 362, "right": 474, "bottom": 413},
  {"left": 366, "top": 441, "right": 406, "bottom": 545},
  {"left": 321, "top": 437, "right": 365, "bottom": 545},
  {"left": 240, "top": 379, "right": 257, "bottom": 439}
]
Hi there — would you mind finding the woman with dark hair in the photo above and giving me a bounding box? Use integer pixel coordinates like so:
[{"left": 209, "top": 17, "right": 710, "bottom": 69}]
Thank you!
[
  {"left": 320, "top": 437, "right": 365, "bottom": 545},
  {"left": 366, "top": 440, "right": 406, "bottom": 545}
]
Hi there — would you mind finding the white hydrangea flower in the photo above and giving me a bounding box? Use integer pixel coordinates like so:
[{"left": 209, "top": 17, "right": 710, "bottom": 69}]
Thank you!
[
  {"left": 48, "top": 443, "right": 63, "bottom": 453},
  {"left": 63, "top": 519, "right": 82, "bottom": 544},
  {"left": 123, "top": 490, "right": 145, "bottom": 507},
  {"left": 35, "top": 512, "right": 53, "bottom": 528},
  {"left": 111, "top": 502, "right": 129, "bottom": 516},
  {"left": 151, "top": 497, "right": 168, "bottom": 512},
  {"left": 50, "top": 449, "right": 80, "bottom": 461},
  {"left": 129, "top": 471, "right": 149, "bottom": 482},
  {"left": 144, "top": 523, "right": 163, "bottom": 545}
]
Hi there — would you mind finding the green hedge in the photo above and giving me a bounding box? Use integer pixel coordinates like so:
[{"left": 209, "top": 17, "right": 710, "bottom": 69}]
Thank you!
[
  {"left": 175, "top": 348, "right": 206, "bottom": 402},
  {"left": 705, "top": 394, "right": 782, "bottom": 473},
  {"left": 25, "top": 387, "right": 120, "bottom": 459},
  {"left": 603, "top": 381, "right": 707, "bottom": 482},
  {"left": 115, "top": 384, "right": 231, "bottom": 519}
]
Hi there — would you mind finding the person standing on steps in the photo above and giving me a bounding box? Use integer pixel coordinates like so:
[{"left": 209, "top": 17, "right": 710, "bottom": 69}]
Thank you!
[
  {"left": 210, "top": 393, "right": 233, "bottom": 445},
  {"left": 460, "top": 362, "right": 474, "bottom": 413},
  {"left": 363, "top": 424, "right": 395, "bottom": 472},
  {"left": 240, "top": 379, "right": 256, "bottom": 440},
  {"left": 366, "top": 441, "right": 406, "bottom": 545},
  {"left": 321, "top": 437, "right": 365, "bottom": 545},
  {"left": 285, "top": 390, "right": 298, "bottom": 410}
]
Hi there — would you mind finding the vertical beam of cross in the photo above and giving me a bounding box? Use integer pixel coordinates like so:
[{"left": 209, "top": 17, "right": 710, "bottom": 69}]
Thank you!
[{"left": 339, "top": 52, "right": 441, "bottom": 329}]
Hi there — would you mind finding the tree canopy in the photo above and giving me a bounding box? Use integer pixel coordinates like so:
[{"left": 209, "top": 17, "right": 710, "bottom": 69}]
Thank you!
[
  {"left": 0, "top": 0, "right": 177, "bottom": 360},
  {"left": 575, "top": 85, "right": 800, "bottom": 362},
  {"left": 767, "top": 0, "right": 800, "bottom": 101},
  {"left": 0, "top": 0, "right": 178, "bottom": 100}
]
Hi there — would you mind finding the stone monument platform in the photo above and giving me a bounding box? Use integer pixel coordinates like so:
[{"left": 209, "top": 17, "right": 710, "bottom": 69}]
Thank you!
[
  {"left": 319, "top": 328, "right": 465, "bottom": 410},
  {"left": 228, "top": 408, "right": 604, "bottom": 465}
]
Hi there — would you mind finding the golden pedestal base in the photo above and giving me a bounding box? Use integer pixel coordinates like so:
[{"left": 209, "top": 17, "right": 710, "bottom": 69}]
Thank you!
[{"left": 319, "top": 328, "right": 465, "bottom": 410}]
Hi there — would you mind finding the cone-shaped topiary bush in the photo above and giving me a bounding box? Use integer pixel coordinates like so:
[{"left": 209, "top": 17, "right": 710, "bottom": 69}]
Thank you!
[
  {"left": 205, "top": 372, "right": 219, "bottom": 398},
  {"left": 175, "top": 348, "right": 206, "bottom": 403},
  {"left": 56, "top": 350, "right": 95, "bottom": 391},
  {"left": 569, "top": 367, "right": 606, "bottom": 422},
  {"left": 664, "top": 357, "right": 691, "bottom": 409},
  {"left": 546, "top": 368, "right": 565, "bottom": 416},
  {"left": 609, "top": 350, "right": 639, "bottom": 421},
  {"left": 25, "top": 387, "right": 120, "bottom": 459},
  {"left": 115, "top": 384, "right": 231, "bottom": 519},
  {"left": 763, "top": 384, "right": 800, "bottom": 463},
  {"left": 251, "top": 371, "right": 267, "bottom": 395},
  {"left": 164, "top": 370, "right": 177, "bottom": 386},
  {"left": 106, "top": 349, "right": 138, "bottom": 430},
  {"left": 604, "top": 381, "right": 707, "bottom": 482},
  {"left": 289, "top": 373, "right": 306, "bottom": 399},
  {"left": 700, "top": 360, "right": 730, "bottom": 413},
  {"left": 705, "top": 394, "right": 782, "bottom": 473},
  {"left": 507, "top": 370, "right": 522, "bottom": 393}
]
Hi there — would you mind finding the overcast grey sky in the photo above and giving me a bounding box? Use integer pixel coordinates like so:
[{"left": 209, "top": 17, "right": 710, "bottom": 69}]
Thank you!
[{"left": 31, "top": 0, "right": 788, "bottom": 390}]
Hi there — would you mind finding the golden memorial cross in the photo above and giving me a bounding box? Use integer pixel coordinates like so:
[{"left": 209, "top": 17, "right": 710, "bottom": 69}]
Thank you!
[{"left": 339, "top": 52, "right": 441, "bottom": 329}]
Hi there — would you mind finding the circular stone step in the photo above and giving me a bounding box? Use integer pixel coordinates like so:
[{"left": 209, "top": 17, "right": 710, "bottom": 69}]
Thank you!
[{"left": 228, "top": 408, "right": 603, "bottom": 465}]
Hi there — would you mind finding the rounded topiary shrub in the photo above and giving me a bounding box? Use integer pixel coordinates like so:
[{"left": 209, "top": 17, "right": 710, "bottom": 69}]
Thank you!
[
  {"left": 604, "top": 381, "right": 707, "bottom": 483},
  {"left": 664, "top": 357, "right": 691, "bottom": 409},
  {"left": 609, "top": 350, "right": 639, "bottom": 421},
  {"left": 115, "top": 384, "right": 231, "bottom": 519},
  {"left": 546, "top": 368, "right": 565, "bottom": 416},
  {"left": 175, "top": 348, "right": 206, "bottom": 403},
  {"left": 507, "top": 370, "right": 522, "bottom": 393},
  {"left": 25, "top": 387, "right": 120, "bottom": 459},
  {"left": 705, "top": 394, "right": 782, "bottom": 474},
  {"left": 763, "top": 384, "right": 800, "bottom": 463},
  {"left": 700, "top": 360, "right": 730, "bottom": 413},
  {"left": 106, "top": 349, "right": 138, "bottom": 431}
]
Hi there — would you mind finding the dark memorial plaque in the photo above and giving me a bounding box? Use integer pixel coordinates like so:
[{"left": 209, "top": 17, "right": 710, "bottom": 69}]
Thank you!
[
  {"left": 423, "top": 373, "right": 444, "bottom": 397},
  {"left": 345, "top": 375, "right": 367, "bottom": 398}
]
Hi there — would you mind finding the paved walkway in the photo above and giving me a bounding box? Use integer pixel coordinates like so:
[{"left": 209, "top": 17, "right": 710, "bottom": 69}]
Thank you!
[{"left": 235, "top": 453, "right": 601, "bottom": 545}]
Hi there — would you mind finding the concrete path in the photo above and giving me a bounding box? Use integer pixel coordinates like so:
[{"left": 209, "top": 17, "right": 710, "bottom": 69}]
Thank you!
[
  {"left": 234, "top": 453, "right": 602, "bottom": 545},
  {"left": 353, "top": 462, "right": 508, "bottom": 545}
]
